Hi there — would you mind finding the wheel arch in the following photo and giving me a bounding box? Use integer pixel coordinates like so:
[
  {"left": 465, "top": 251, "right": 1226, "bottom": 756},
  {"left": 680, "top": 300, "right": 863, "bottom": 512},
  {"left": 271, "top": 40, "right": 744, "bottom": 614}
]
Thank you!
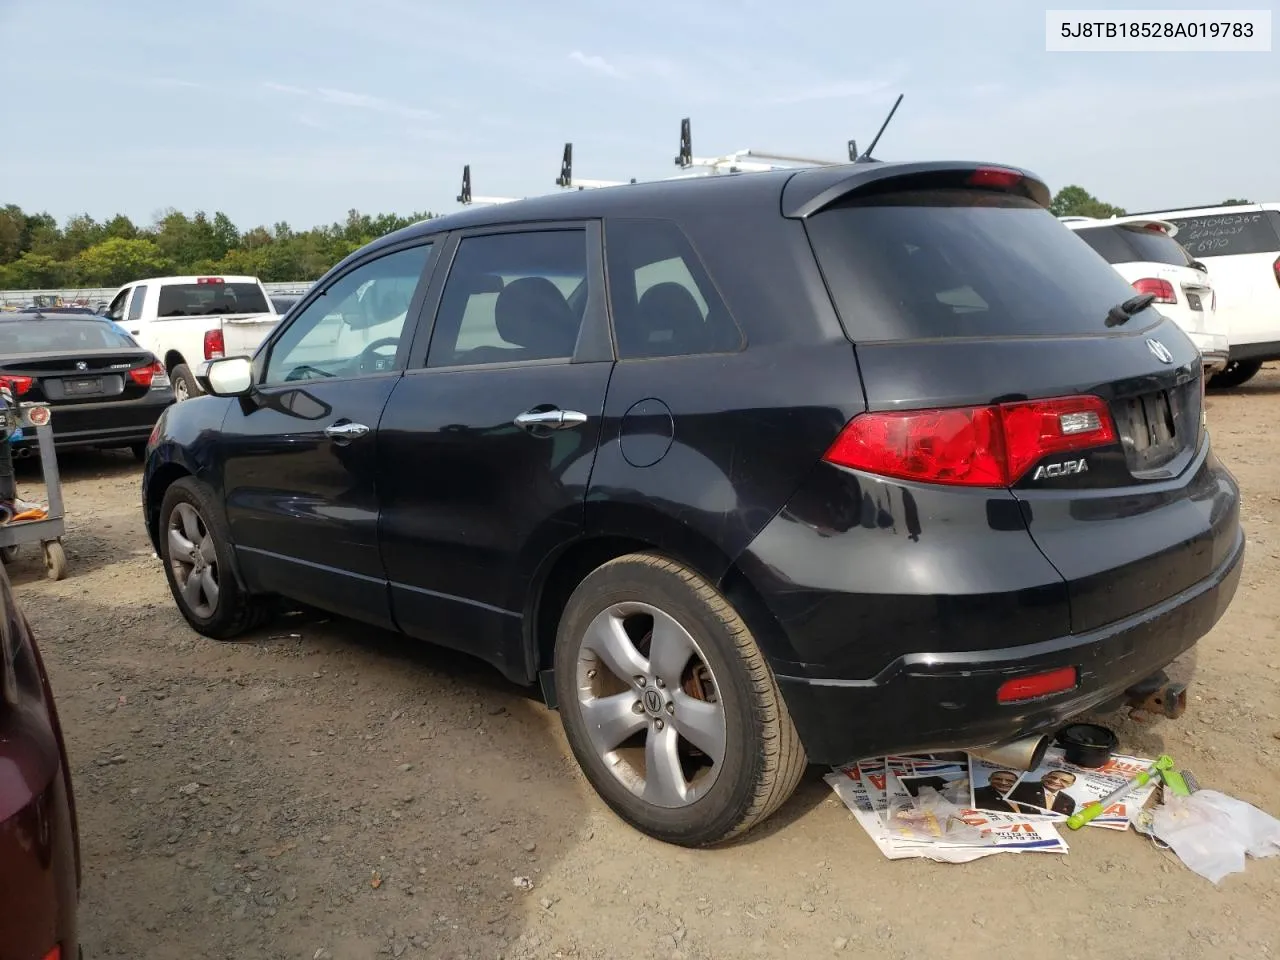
[
  {"left": 163, "top": 350, "right": 187, "bottom": 373},
  {"left": 524, "top": 504, "right": 791, "bottom": 689}
]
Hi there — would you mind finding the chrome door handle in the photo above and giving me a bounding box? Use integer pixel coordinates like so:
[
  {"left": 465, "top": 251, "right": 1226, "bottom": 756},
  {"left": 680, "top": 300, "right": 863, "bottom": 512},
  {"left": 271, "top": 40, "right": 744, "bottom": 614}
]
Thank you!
[
  {"left": 324, "top": 421, "right": 370, "bottom": 443},
  {"left": 514, "top": 409, "right": 588, "bottom": 431}
]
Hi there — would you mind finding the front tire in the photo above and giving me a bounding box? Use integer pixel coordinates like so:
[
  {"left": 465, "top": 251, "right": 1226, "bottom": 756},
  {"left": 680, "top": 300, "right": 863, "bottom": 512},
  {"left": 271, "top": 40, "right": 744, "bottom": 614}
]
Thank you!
[
  {"left": 554, "top": 552, "right": 807, "bottom": 847},
  {"left": 1208, "top": 359, "right": 1263, "bottom": 390},
  {"left": 159, "top": 478, "right": 266, "bottom": 639},
  {"left": 171, "top": 363, "right": 200, "bottom": 402}
]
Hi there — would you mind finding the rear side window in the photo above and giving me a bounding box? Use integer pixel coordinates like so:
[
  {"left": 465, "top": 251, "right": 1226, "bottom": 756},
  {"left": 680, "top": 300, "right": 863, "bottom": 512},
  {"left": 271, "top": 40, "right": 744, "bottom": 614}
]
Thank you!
[
  {"left": 427, "top": 231, "right": 588, "bottom": 368},
  {"left": 1073, "top": 225, "right": 1193, "bottom": 267},
  {"left": 1167, "top": 211, "right": 1280, "bottom": 258},
  {"left": 127, "top": 284, "right": 149, "bottom": 321},
  {"left": 806, "top": 189, "right": 1140, "bottom": 342},
  {"left": 604, "top": 219, "right": 742, "bottom": 359},
  {"left": 156, "top": 282, "right": 270, "bottom": 317}
]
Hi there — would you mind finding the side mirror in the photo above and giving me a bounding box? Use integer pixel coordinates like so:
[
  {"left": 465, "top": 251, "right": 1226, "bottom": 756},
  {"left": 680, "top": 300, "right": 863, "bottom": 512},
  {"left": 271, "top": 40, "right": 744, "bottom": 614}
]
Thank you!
[{"left": 199, "top": 356, "right": 254, "bottom": 397}]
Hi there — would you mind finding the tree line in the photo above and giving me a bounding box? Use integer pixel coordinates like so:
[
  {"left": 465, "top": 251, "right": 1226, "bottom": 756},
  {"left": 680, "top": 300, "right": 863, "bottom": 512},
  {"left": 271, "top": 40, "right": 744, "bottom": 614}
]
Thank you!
[
  {"left": 0, "top": 205, "right": 436, "bottom": 290},
  {"left": 1, "top": 185, "right": 1255, "bottom": 291}
]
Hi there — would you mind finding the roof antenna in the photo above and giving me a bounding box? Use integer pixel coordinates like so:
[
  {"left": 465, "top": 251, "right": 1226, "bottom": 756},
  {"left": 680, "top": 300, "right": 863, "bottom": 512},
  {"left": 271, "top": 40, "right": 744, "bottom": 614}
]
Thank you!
[
  {"left": 854, "top": 94, "right": 903, "bottom": 164},
  {"left": 457, "top": 164, "right": 472, "bottom": 204}
]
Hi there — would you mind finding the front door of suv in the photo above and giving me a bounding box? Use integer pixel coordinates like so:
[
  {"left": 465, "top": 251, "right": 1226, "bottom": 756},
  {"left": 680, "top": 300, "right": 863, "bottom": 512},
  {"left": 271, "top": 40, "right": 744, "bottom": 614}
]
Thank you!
[
  {"left": 217, "top": 241, "right": 437, "bottom": 628},
  {"left": 377, "top": 224, "right": 614, "bottom": 681}
]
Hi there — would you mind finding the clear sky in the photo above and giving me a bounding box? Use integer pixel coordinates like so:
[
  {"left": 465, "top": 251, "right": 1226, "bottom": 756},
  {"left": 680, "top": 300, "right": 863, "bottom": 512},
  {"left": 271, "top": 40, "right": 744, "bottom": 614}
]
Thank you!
[{"left": 1, "top": 0, "right": 1275, "bottom": 230}]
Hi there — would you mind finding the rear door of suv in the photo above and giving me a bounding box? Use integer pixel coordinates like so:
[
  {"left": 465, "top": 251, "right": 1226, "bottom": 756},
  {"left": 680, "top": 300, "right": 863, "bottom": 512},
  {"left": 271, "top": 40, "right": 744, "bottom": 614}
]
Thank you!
[
  {"left": 793, "top": 166, "right": 1241, "bottom": 636},
  {"left": 1164, "top": 206, "right": 1280, "bottom": 358},
  {"left": 376, "top": 223, "right": 614, "bottom": 680}
]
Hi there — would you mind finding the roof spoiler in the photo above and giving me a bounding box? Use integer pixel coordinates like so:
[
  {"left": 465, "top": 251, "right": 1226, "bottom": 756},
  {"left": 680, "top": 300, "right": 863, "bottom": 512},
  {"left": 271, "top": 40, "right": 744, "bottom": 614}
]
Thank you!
[{"left": 781, "top": 161, "right": 1051, "bottom": 218}]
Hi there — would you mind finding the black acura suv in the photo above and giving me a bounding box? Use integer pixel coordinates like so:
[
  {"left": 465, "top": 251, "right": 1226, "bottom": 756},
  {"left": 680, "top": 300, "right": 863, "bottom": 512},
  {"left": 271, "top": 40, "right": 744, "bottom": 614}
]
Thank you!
[{"left": 142, "top": 161, "right": 1243, "bottom": 846}]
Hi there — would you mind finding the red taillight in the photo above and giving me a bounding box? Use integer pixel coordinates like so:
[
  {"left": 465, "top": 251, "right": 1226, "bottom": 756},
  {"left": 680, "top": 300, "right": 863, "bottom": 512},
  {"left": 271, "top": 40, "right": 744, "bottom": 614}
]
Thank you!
[
  {"left": 41, "top": 946, "right": 62, "bottom": 960},
  {"left": 967, "top": 166, "right": 1022, "bottom": 189},
  {"left": 128, "top": 361, "right": 164, "bottom": 388},
  {"left": 824, "top": 395, "right": 1116, "bottom": 487},
  {"left": 1273, "top": 255, "right": 1280, "bottom": 289},
  {"left": 1131, "top": 277, "right": 1176, "bottom": 304},
  {"left": 196, "top": 277, "right": 225, "bottom": 285},
  {"left": 204, "top": 329, "right": 225, "bottom": 360},
  {"left": 997, "top": 667, "right": 1078, "bottom": 703},
  {"left": 0, "top": 375, "right": 33, "bottom": 396}
]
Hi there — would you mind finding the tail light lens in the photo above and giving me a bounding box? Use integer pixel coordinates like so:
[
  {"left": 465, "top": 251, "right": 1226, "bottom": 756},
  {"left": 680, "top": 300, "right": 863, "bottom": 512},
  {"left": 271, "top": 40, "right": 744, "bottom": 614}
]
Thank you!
[
  {"left": 1131, "top": 277, "right": 1176, "bottom": 304},
  {"left": 824, "top": 395, "right": 1117, "bottom": 487},
  {"left": 204, "top": 329, "right": 225, "bottom": 360},
  {"left": 0, "top": 375, "right": 33, "bottom": 396},
  {"left": 967, "top": 167, "right": 1022, "bottom": 189},
  {"left": 128, "top": 361, "right": 169, "bottom": 389},
  {"left": 1273, "top": 255, "right": 1279, "bottom": 289}
]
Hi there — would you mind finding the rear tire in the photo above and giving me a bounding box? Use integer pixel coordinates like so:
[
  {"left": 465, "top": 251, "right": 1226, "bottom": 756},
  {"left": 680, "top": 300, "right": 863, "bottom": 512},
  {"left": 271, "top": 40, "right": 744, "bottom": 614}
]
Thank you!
[
  {"left": 171, "top": 363, "right": 200, "bottom": 402},
  {"left": 554, "top": 552, "right": 807, "bottom": 847},
  {"left": 159, "top": 477, "right": 267, "bottom": 639},
  {"left": 1208, "top": 359, "right": 1262, "bottom": 390}
]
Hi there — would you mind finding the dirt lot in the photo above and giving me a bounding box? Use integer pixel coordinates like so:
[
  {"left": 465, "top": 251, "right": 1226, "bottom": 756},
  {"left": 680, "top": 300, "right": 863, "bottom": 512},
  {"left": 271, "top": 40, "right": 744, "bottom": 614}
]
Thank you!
[{"left": 9, "top": 368, "right": 1280, "bottom": 960}]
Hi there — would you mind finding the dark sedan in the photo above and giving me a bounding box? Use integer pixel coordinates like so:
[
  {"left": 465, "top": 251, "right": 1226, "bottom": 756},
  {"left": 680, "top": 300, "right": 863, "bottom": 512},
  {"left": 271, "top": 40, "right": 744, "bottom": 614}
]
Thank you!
[
  {"left": 0, "top": 564, "right": 81, "bottom": 959},
  {"left": 0, "top": 311, "right": 175, "bottom": 460}
]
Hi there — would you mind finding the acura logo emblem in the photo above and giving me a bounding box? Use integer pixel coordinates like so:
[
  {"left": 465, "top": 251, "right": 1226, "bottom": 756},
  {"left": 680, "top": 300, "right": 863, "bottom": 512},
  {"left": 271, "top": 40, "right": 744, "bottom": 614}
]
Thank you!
[
  {"left": 1146, "top": 338, "right": 1173, "bottom": 364},
  {"left": 75, "top": 361, "right": 88, "bottom": 370}
]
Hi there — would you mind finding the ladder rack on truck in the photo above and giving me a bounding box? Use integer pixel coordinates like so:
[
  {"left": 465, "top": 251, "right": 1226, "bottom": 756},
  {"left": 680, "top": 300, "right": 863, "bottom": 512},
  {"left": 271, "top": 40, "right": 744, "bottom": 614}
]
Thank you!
[{"left": 455, "top": 95, "right": 904, "bottom": 207}]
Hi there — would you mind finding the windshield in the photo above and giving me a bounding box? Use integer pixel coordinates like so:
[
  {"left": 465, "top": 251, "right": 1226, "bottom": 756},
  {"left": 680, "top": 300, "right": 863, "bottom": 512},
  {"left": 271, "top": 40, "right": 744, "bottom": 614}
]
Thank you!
[
  {"left": 0, "top": 318, "right": 140, "bottom": 353},
  {"left": 806, "top": 189, "right": 1141, "bottom": 342},
  {"left": 156, "top": 282, "right": 270, "bottom": 317},
  {"left": 1074, "top": 225, "right": 1194, "bottom": 267}
]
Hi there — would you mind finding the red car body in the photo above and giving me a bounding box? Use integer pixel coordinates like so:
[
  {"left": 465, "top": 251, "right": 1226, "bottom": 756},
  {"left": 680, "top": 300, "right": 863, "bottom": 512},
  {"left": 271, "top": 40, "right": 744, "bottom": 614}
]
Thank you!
[{"left": 0, "top": 564, "right": 80, "bottom": 960}]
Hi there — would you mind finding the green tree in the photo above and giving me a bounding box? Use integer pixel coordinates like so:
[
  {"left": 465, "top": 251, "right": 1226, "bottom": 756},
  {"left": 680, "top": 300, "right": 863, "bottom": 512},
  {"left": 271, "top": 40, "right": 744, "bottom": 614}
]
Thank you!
[
  {"left": 2, "top": 252, "right": 74, "bottom": 287},
  {"left": 74, "top": 238, "right": 173, "bottom": 286},
  {"left": 103, "top": 214, "right": 139, "bottom": 241},
  {"left": 1049, "top": 185, "right": 1127, "bottom": 219}
]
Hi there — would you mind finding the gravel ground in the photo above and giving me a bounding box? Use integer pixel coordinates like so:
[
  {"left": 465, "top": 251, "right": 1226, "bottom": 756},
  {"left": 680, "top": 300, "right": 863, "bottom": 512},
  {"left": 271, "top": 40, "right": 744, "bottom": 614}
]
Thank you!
[{"left": 9, "top": 367, "right": 1280, "bottom": 960}]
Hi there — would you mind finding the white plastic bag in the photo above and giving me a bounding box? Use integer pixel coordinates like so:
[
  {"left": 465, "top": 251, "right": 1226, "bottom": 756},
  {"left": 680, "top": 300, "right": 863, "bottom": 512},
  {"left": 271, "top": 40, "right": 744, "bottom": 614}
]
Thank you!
[{"left": 1151, "top": 789, "right": 1280, "bottom": 884}]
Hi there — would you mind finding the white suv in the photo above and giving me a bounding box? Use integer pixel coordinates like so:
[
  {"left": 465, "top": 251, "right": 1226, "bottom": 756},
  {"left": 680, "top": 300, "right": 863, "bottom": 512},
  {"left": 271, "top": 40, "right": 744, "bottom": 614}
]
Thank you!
[
  {"left": 1128, "top": 203, "right": 1280, "bottom": 388},
  {"left": 1064, "top": 215, "right": 1228, "bottom": 374}
]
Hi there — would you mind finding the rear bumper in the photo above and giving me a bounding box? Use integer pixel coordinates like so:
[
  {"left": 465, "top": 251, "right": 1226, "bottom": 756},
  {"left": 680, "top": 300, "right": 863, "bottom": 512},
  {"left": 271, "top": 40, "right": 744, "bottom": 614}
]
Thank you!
[
  {"left": 0, "top": 772, "right": 80, "bottom": 960},
  {"left": 13, "top": 389, "right": 173, "bottom": 451},
  {"left": 775, "top": 529, "right": 1244, "bottom": 765},
  {"left": 1184, "top": 331, "right": 1229, "bottom": 371}
]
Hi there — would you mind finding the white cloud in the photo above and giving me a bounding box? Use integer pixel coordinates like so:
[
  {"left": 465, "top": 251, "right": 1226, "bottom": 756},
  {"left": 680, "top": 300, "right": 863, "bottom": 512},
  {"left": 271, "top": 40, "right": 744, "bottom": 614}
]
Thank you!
[
  {"left": 766, "top": 78, "right": 895, "bottom": 105},
  {"left": 261, "top": 82, "right": 438, "bottom": 121},
  {"left": 568, "top": 50, "right": 622, "bottom": 78}
]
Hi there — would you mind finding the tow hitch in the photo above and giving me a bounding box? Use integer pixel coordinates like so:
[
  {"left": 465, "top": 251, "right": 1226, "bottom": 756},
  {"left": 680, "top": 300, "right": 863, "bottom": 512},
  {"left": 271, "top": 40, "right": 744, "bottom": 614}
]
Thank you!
[{"left": 1123, "top": 670, "right": 1188, "bottom": 720}]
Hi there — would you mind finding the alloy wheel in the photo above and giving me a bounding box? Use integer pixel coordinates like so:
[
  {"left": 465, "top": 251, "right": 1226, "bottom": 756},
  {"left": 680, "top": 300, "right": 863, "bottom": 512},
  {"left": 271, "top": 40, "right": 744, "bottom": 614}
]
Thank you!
[
  {"left": 575, "top": 601, "right": 726, "bottom": 808},
  {"left": 167, "top": 502, "right": 219, "bottom": 618}
]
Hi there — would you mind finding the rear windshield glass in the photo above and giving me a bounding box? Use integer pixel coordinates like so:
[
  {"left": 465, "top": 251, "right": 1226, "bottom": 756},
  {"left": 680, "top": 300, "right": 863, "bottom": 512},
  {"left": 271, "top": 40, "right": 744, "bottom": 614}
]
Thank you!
[
  {"left": 806, "top": 189, "right": 1141, "bottom": 342},
  {"left": 1073, "top": 224, "right": 1193, "bottom": 267},
  {"left": 156, "top": 282, "right": 269, "bottom": 317},
  {"left": 0, "top": 318, "right": 138, "bottom": 353},
  {"left": 1167, "top": 211, "right": 1280, "bottom": 258}
]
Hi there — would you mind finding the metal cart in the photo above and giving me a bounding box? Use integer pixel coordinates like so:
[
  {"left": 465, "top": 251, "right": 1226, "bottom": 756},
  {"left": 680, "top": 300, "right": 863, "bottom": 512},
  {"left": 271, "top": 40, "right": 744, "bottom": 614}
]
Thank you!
[{"left": 0, "top": 402, "right": 68, "bottom": 580}]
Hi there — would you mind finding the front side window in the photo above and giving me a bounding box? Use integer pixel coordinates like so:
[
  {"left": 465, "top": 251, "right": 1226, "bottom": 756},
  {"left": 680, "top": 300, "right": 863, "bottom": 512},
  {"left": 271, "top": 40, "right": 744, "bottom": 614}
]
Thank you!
[
  {"left": 263, "top": 244, "right": 431, "bottom": 385},
  {"left": 426, "top": 231, "right": 588, "bottom": 368},
  {"left": 604, "top": 219, "right": 742, "bottom": 359},
  {"left": 127, "top": 284, "right": 149, "bottom": 321}
]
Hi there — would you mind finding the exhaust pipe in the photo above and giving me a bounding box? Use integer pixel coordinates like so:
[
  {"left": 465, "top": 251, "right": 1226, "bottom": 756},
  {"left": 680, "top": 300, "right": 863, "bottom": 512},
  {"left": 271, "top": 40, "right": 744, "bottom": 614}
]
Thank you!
[
  {"left": 970, "top": 733, "right": 1051, "bottom": 773},
  {"left": 12, "top": 446, "right": 33, "bottom": 459}
]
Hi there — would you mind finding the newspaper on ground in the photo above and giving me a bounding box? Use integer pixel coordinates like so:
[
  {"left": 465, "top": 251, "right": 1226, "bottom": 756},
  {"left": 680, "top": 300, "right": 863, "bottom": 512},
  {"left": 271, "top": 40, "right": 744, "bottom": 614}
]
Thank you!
[
  {"left": 996, "top": 749, "right": 1159, "bottom": 830},
  {"left": 826, "top": 754, "right": 1069, "bottom": 862}
]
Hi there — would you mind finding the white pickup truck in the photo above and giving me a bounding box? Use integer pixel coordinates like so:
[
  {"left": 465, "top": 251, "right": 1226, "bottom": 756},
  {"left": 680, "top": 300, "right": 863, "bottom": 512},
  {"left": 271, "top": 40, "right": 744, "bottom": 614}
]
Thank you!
[{"left": 103, "top": 275, "right": 281, "bottom": 400}]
